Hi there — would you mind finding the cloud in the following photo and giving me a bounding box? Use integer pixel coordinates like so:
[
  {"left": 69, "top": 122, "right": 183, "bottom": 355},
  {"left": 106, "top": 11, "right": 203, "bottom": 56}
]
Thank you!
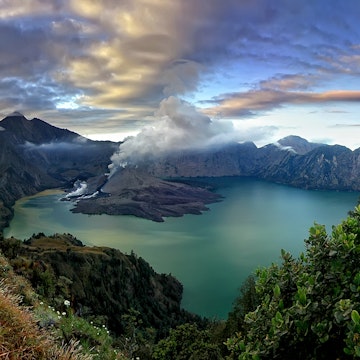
[
  {"left": 273, "top": 142, "right": 296, "bottom": 153},
  {"left": 63, "top": 0, "right": 201, "bottom": 109},
  {"left": 0, "top": 23, "right": 48, "bottom": 78},
  {"left": 162, "top": 60, "right": 203, "bottom": 96},
  {"left": 0, "top": 1, "right": 314, "bottom": 114},
  {"left": 325, "top": 108, "right": 350, "bottom": 114},
  {"left": 109, "top": 96, "right": 244, "bottom": 170},
  {"left": 334, "top": 124, "right": 360, "bottom": 128},
  {"left": 205, "top": 87, "right": 360, "bottom": 118},
  {"left": 1, "top": 0, "right": 360, "bottom": 142},
  {"left": 259, "top": 74, "right": 318, "bottom": 91},
  {"left": 0, "top": 0, "right": 64, "bottom": 18},
  {"left": 23, "top": 141, "right": 85, "bottom": 152}
]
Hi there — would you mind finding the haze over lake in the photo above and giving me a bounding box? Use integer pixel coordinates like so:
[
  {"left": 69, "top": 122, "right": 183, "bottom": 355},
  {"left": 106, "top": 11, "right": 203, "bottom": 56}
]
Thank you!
[{"left": 4, "top": 177, "right": 359, "bottom": 318}]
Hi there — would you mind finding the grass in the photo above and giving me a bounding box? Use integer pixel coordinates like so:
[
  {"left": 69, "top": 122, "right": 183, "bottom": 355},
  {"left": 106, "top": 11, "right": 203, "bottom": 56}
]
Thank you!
[
  {"left": 24, "top": 235, "right": 111, "bottom": 256},
  {"left": 0, "top": 249, "right": 129, "bottom": 359},
  {"left": 0, "top": 279, "right": 91, "bottom": 359},
  {"left": 0, "top": 250, "right": 115, "bottom": 360}
]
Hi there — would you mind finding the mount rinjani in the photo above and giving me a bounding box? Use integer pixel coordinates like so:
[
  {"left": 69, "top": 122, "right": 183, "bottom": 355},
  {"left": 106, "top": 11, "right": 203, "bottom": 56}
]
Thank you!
[{"left": 2, "top": 112, "right": 360, "bottom": 358}]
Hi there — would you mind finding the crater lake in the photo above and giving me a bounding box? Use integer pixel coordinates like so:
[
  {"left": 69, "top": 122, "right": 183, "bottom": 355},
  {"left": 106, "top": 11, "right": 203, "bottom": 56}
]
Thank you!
[{"left": 4, "top": 177, "right": 359, "bottom": 318}]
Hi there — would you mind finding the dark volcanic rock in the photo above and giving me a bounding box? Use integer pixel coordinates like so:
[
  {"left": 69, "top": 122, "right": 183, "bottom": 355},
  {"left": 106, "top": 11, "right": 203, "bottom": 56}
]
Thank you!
[{"left": 71, "top": 167, "right": 222, "bottom": 222}]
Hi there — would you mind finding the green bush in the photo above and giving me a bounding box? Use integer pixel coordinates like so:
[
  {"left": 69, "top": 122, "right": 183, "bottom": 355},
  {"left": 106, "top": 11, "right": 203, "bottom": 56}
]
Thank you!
[
  {"left": 153, "top": 323, "right": 222, "bottom": 360},
  {"left": 225, "top": 275, "right": 259, "bottom": 338},
  {"left": 226, "top": 205, "right": 360, "bottom": 359},
  {"left": 0, "top": 237, "right": 21, "bottom": 259}
]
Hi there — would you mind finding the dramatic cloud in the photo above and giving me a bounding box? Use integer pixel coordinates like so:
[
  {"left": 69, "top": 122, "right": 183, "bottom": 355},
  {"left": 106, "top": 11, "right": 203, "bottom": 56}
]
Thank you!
[
  {"left": 206, "top": 89, "right": 360, "bottom": 118},
  {"left": 0, "top": 0, "right": 360, "bottom": 148}
]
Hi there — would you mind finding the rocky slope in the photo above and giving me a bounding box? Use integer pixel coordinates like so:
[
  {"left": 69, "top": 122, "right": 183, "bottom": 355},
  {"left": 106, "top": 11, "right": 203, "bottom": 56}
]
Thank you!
[
  {"left": 147, "top": 138, "right": 360, "bottom": 191},
  {"left": 70, "top": 167, "right": 222, "bottom": 222}
]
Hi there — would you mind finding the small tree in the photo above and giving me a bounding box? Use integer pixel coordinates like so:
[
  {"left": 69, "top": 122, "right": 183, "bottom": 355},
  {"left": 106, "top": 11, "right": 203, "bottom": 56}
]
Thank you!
[
  {"left": 225, "top": 275, "right": 259, "bottom": 338},
  {"left": 0, "top": 237, "right": 21, "bottom": 259}
]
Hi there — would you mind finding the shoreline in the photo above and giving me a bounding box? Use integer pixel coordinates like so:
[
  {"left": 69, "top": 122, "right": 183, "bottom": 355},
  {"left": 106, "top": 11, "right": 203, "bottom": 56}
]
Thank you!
[{"left": 20, "top": 189, "right": 65, "bottom": 201}]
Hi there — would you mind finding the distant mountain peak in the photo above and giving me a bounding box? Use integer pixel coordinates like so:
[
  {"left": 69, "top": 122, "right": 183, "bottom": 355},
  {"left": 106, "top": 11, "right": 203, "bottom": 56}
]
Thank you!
[
  {"left": 279, "top": 135, "right": 307, "bottom": 142},
  {"left": 0, "top": 113, "right": 80, "bottom": 145},
  {"left": 276, "top": 135, "right": 322, "bottom": 155},
  {"left": 6, "top": 111, "right": 26, "bottom": 118}
]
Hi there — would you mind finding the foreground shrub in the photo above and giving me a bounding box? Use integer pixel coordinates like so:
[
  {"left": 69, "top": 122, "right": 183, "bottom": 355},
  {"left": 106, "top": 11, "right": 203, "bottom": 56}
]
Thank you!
[
  {"left": 0, "top": 279, "right": 92, "bottom": 359},
  {"left": 153, "top": 323, "right": 222, "bottom": 360},
  {"left": 226, "top": 205, "right": 360, "bottom": 359}
]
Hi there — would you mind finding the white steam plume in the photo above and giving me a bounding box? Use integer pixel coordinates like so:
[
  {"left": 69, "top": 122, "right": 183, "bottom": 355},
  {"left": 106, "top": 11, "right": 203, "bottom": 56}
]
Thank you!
[
  {"left": 65, "top": 180, "right": 88, "bottom": 198},
  {"left": 109, "top": 96, "right": 241, "bottom": 172}
]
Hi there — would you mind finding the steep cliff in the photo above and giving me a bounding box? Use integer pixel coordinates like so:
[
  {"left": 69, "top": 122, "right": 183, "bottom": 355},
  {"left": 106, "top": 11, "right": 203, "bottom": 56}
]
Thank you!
[
  {"left": 0, "top": 113, "right": 116, "bottom": 230},
  {"left": 146, "top": 140, "right": 360, "bottom": 191}
]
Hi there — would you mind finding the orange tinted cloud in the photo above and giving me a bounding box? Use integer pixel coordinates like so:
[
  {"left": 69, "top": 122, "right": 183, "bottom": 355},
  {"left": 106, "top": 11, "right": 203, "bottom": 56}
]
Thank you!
[{"left": 205, "top": 89, "right": 360, "bottom": 118}]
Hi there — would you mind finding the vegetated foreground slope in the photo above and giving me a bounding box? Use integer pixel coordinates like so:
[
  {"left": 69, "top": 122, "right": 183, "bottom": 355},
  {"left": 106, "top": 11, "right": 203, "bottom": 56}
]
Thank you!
[
  {"left": 2, "top": 206, "right": 360, "bottom": 358},
  {"left": 1, "top": 233, "right": 203, "bottom": 338},
  {"left": 0, "top": 237, "right": 99, "bottom": 359},
  {"left": 225, "top": 205, "right": 360, "bottom": 359}
]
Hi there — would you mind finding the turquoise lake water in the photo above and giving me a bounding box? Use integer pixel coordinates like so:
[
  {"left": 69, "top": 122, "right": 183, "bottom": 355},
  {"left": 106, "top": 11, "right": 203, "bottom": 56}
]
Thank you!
[{"left": 4, "top": 177, "right": 359, "bottom": 318}]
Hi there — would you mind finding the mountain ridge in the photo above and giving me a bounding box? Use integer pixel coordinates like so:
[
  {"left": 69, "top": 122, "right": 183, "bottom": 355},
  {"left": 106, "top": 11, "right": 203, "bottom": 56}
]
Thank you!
[
  {"left": 0, "top": 113, "right": 80, "bottom": 144},
  {"left": 1, "top": 113, "right": 359, "bottom": 229}
]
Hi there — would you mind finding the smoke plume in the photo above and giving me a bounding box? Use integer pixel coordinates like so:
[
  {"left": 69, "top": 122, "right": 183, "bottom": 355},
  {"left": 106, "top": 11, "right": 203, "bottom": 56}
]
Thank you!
[{"left": 109, "top": 96, "right": 241, "bottom": 172}]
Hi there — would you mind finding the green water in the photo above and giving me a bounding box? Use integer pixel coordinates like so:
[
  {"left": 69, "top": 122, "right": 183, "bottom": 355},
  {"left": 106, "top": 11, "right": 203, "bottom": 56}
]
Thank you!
[{"left": 4, "top": 177, "right": 359, "bottom": 318}]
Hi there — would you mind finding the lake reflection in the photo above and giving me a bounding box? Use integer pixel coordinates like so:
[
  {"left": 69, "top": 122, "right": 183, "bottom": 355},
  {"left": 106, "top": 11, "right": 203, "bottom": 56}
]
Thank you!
[{"left": 4, "top": 177, "right": 359, "bottom": 318}]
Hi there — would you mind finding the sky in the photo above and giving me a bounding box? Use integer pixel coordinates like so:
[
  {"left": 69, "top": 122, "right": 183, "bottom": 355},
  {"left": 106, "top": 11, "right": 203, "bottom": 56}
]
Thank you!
[{"left": 1, "top": 0, "right": 360, "bottom": 150}]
